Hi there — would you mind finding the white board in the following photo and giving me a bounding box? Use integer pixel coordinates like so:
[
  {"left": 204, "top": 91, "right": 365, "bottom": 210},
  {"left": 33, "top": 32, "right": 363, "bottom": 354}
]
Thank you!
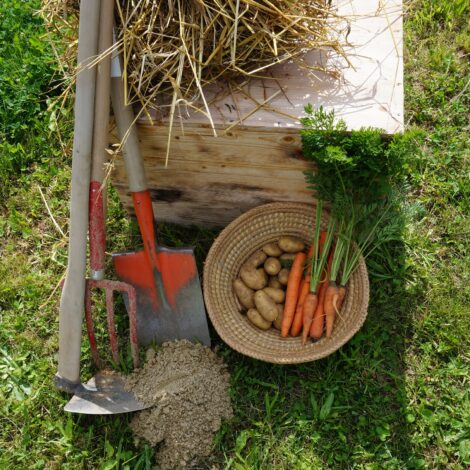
[{"left": 143, "top": 0, "right": 403, "bottom": 134}]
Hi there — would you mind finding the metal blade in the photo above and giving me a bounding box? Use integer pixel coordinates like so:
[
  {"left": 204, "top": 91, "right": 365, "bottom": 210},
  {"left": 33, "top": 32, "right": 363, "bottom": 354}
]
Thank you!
[
  {"left": 113, "top": 245, "right": 210, "bottom": 347},
  {"left": 64, "top": 370, "right": 148, "bottom": 415}
]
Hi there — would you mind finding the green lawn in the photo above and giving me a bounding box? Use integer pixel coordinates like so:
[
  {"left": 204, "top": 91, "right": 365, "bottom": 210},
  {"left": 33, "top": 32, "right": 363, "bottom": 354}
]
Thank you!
[{"left": 1, "top": 0, "right": 469, "bottom": 468}]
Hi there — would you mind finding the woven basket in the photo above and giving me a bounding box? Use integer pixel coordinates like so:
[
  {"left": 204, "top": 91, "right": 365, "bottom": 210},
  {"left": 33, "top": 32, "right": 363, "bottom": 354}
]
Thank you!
[{"left": 203, "top": 202, "right": 370, "bottom": 364}]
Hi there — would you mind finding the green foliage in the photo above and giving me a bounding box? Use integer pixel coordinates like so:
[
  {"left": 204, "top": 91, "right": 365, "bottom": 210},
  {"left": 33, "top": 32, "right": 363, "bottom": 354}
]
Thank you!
[
  {"left": 0, "top": 0, "right": 66, "bottom": 201},
  {"left": 301, "top": 107, "right": 420, "bottom": 282},
  {"left": 301, "top": 107, "right": 416, "bottom": 206}
]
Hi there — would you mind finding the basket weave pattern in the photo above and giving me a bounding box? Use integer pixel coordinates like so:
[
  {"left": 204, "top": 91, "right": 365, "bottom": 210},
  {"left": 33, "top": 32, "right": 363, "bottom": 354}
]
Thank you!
[{"left": 203, "top": 203, "right": 369, "bottom": 363}]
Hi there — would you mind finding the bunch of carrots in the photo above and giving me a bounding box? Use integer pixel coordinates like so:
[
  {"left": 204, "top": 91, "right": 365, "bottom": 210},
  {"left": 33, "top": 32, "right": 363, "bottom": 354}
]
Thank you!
[
  {"left": 237, "top": 106, "right": 410, "bottom": 342},
  {"left": 279, "top": 105, "right": 412, "bottom": 344},
  {"left": 279, "top": 194, "right": 395, "bottom": 343},
  {"left": 280, "top": 200, "right": 350, "bottom": 343}
]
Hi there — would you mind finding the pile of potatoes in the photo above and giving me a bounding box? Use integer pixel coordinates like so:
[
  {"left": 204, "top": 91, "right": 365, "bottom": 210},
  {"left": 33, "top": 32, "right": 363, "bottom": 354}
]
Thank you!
[{"left": 232, "top": 236, "right": 305, "bottom": 331}]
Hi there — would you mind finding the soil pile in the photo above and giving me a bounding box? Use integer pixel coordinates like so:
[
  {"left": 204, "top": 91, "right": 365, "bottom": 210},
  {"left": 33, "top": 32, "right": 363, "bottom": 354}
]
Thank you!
[{"left": 124, "top": 341, "right": 232, "bottom": 469}]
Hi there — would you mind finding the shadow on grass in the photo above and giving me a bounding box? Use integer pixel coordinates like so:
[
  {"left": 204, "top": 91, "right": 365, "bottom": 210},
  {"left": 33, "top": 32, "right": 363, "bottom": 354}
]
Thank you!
[{"left": 209, "top": 224, "right": 423, "bottom": 468}]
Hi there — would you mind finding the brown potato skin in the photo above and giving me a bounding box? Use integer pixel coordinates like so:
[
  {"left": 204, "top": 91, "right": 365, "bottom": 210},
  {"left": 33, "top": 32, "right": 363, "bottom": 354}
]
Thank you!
[
  {"left": 278, "top": 236, "right": 305, "bottom": 253},
  {"left": 268, "top": 276, "right": 282, "bottom": 289},
  {"left": 279, "top": 253, "right": 295, "bottom": 269},
  {"left": 262, "top": 287, "right": 285, "bottom": 304},
  {"left": 247, "top": 308, "right": 272, "bottom": 330},
  {"left": 233, "top": 279, "right": 255, "bottom": 309},
  {"left": 264, "top": 257, "right": 281, "bottom": 276},
  {"left": 240, "top": 266, "right": 268, "bottom": 290},
  {"left": 254, "top": 290, "right": 278, "bottom": 321},
  {"left": 273, "top": 304, "right": 284, "bottom": 330},
  {"left": 243, "top": 250, "right": 267, "bottom": 269},
  {"left": 279, "top": 253, "right": 296, "bottom": 261},
  {"left": 278, "top": 268, "right": 290, "bottom": 286},
  {"left": 261, "top": 242, "right": 283, "bottom": 257}
]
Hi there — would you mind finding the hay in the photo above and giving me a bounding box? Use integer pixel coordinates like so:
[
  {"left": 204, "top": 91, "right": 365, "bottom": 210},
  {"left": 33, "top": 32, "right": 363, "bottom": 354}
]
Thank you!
[
  {"left": 42, "top": 0, "right": 345, "bottom": 113},
  {"left": 42, "top": 1, "right": 347, "bottom": 161}
]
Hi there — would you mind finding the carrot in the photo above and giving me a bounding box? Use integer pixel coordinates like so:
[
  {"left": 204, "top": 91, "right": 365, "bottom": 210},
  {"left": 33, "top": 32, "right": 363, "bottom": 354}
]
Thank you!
[
  {"left": 300, "top": 202, "right": 336, "bottom": 344},
  {"left": 289, "top": 240, "right": 318, "bottom": 337},
  {"left": 310, "top": 246, "right": 335, "bottom": 339},
  {"left": 309, "top": 275, "right": 327, "bottom": 339},
  {"left": 290, "top": 275, "right": 310, "bottom": 337},
  {"left": 280, "top": 252, "right": 307, "bottom": 337},
  {"left": 337, "top": 285, "right": 347, "bottom": 311},
  {"left": 301, "top": 292, "right": 318, "bottom": 345},
  {"left": 325, "top": 282, "right": 346, "bottom": 338},
  {"left": 324, "top": 282, "right": 340, "bottom": 337}
]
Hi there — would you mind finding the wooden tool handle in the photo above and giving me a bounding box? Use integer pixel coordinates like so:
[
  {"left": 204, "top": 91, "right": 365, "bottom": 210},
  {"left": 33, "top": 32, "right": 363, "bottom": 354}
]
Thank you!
[
  {"left": 56, "top": 0, "right": 101, "bottom": 392},
  {"left": 110, "top": 76, "right": 147, "bottom": 193},
  {"left": 91, "top": 0, "right": 114, "bottom": 183},
  {"left": 89, "top": 0, "right": 115, "bottom": 279}
]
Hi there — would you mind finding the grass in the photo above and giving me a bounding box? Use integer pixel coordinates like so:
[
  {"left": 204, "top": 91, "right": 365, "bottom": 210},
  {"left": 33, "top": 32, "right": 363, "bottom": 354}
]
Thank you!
[{"left": 0, "top": 0, "right": 469, "bottom": 468}]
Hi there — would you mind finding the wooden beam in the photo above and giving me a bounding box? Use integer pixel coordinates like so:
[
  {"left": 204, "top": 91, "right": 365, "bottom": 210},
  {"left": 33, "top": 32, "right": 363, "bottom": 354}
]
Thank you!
[{"left": 111, "top": 123, "right": 314, "bottom": 227}]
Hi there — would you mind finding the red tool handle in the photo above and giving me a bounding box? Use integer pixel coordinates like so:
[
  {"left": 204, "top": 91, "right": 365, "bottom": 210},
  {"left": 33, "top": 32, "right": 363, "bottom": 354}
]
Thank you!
[
  {"left": 110, "top": 77, "right": 163, "bottom": 275},
  {"left": 88, "top": 0, "right": 114, "bottom": 280},
  {"left": 89, "top": 181, "right": 106, "bottom": 278},
  {"left": 131, "top": 191, "right": 169, "bottom": 290},
  {"left": 132, "top": 190, "right": 158, "bottom": 255}
]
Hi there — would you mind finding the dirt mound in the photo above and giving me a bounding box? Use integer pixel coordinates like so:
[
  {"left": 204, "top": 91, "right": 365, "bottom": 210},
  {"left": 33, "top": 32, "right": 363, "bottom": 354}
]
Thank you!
[{"left": 124, "top": 341, "right": 232, "bottom": 469}]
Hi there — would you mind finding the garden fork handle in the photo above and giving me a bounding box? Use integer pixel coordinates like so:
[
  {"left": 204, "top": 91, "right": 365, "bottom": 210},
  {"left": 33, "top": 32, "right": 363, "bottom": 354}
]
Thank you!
[{"left": 89, "top": 0, "right": 115, "bottom": 281}]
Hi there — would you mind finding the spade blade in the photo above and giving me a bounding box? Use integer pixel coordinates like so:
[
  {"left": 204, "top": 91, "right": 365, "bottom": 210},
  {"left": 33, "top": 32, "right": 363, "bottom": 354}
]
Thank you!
[
  {"left": 64, "top": 370, "right": 148, "bottom": 415},
  {"left": 113, "top": 245, "right": 210, "bottom": 347}
]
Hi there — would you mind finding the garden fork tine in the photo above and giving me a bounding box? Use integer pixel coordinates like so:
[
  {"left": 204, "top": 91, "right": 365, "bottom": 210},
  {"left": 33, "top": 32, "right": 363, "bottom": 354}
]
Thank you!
[{"left": 84, "top": 279, "right": 139, "bottom": 369}]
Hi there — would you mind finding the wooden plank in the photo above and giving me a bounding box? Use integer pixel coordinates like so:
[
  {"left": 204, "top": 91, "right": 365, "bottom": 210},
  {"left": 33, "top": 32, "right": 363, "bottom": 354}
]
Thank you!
[
  {"left": 111, "top": 124, "right": 314, "bottom": 227},
  {"left": 143, "top": 0, "right": 403, "bottom": 134}
]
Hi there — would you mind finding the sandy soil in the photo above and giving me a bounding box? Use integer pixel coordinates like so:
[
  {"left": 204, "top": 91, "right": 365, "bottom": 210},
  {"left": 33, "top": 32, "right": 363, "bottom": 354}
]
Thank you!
[{"left": 124, "top": 341, "right": 233, "bottom": 469}]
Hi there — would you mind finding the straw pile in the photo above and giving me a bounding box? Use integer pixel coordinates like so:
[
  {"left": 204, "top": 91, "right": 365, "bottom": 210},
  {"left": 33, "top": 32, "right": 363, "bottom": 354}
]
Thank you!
[{"left": 42, "top": 0, "right": 345, "bottom": 120}]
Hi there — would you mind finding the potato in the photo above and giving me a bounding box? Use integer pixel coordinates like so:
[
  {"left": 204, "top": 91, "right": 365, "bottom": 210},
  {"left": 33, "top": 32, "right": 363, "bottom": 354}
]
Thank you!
[
  {"left": 279, "top": 253, "right": 295, "bottom": 268},
  {"left": 278, "top": 268, "right": 290, "bottom": 286},
  {"left": 278, "top": 236, "right": 305, "bottom": 253},
  {"left": 243, "top": 250, "right": 267, "bottom": 269},
  {"left": 240, "top": 266, "right": 268, "bottom": 290},
  {"left": 264, "top": 257, "right": 281, "bottom": 276},
  {"left": 232, "top": 279, "right": 255, "bottom": 309},
  {"left": 262, "top": 287, "right": 285, "bottom": 304},
  {"left": 247, "top": 308, "right": 272, "bottom": 330},
  {"left": 273, "top": 304, "right": 284, "bottom": 330},
  {"left": 261, "top": 242, "right": 283, "bottom": 257},
  {"left": 279, "top": 253, "right": 296, "bottom": 262},
  {"left": 268, "top": 276, "right": 282, "bottom": 289},
  {"left": 254, "top": 290, "right": 278, "bottom": 321}
]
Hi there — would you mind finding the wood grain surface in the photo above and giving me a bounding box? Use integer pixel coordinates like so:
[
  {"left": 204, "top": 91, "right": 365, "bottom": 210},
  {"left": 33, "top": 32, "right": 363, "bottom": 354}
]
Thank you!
[{"left": 111, "top": 123, "right": 314, "bottom": 227}]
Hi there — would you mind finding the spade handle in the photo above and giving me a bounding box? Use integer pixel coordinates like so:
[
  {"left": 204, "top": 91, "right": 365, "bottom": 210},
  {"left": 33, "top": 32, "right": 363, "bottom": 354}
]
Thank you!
[
  {"left": 110, "top": 77, "right": 147, "bottom": 193},
  {"left": 111, "top": 76, "right": 163, "bottom": 274}
]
